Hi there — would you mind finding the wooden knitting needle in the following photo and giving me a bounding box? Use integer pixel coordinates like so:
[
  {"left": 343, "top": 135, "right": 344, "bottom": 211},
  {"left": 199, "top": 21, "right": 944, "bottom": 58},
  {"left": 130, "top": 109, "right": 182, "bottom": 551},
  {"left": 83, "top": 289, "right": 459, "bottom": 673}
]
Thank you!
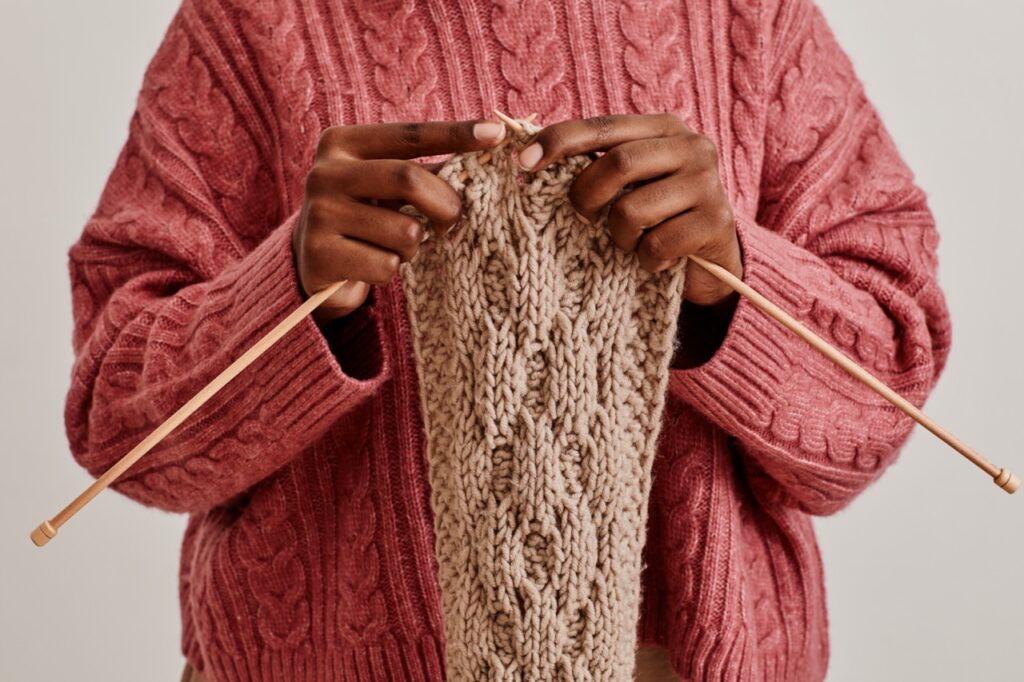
[
  {"left": 494, "top": 109, "right": 1017, "bottom": 494},
  {"left": 30, "top": 112, "right": 550, "bottom": 547},
  {"left": 453, "top": 111, "right": 536, "bottom": 182},
  {"left": 30, "top": 116, "right": 1016, "bottom": 548},
  {"left": 687, "top": 255, "right": 1019, "bottom": 494},
  {"left": 493, "top": 109, "right": 1015, "bottom": 492},
  {"left": 30, "top": 280, "right": 348, "bottom": 547},
  {"left": 33, "top": 116, "right": 541, "bottom": 545}
]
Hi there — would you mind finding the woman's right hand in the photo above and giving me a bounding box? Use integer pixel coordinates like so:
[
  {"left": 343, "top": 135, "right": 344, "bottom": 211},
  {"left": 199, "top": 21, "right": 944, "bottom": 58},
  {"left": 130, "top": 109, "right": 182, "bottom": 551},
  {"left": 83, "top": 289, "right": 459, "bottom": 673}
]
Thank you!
[{"left": 294, "top": 119, "right": 507, "bottom": 324}]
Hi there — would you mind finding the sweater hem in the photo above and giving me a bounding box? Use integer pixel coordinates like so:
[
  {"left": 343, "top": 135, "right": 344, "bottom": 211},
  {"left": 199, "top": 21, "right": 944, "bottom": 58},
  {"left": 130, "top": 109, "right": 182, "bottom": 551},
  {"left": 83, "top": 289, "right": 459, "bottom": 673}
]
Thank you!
[{"left": 187, "top": 633, "right": 446, "bottom": 682}]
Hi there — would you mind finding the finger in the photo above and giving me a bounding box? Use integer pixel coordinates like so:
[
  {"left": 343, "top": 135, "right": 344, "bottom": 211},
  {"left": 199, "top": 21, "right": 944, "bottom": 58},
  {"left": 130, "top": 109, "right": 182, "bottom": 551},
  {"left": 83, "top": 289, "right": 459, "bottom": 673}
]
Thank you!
[
  {"left": 518, "top": 113, "right": 688, "bottom": 171},
  {"left": 630, "top": 205, "right": 720, "bottom": 272},
  {"left": 304, "top": 229, "right": 403, "bottom": 290},
  {"left": 637, "top": 205, "right": 741, "bottom": 304},
  {"left": 603, "top": 173, "right": 702, "bottom": 251},
  {"left": 317, "top": 119, "right": 507, "bottom": 161},
  {"left": 569, "top": 136, "right": 688, "bottom": 223},
  {"left": 306, "top": 197, "right": 425, "bottom": 262},
  {"left": 307, "top": 159, "right": 462, "bottom": 233},
  {"left": 313, "top": 280, "right": 373, "bottom": 325}
]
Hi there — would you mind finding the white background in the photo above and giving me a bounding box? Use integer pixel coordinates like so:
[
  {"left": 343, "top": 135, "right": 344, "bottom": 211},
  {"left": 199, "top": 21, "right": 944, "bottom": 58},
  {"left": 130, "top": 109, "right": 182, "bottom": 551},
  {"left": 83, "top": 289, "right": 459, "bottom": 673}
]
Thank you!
[{"left": 1, "top": 1, "right": 1020, "bottom": 679}]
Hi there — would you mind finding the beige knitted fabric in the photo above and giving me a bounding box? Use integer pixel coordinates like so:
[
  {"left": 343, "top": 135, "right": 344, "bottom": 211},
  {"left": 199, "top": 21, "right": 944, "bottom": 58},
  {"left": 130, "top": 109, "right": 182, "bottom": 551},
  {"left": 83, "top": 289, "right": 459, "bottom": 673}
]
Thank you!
[{"left": 399, "top": 123, "right": 687, "bottom": 681}]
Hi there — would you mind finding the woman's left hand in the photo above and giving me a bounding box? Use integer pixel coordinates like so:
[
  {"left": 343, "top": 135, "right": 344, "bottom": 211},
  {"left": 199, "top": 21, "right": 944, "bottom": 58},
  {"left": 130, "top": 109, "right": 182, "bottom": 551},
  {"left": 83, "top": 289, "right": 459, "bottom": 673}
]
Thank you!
[{"left": 517, "top": 113, "right": 742, "bottom": 306}]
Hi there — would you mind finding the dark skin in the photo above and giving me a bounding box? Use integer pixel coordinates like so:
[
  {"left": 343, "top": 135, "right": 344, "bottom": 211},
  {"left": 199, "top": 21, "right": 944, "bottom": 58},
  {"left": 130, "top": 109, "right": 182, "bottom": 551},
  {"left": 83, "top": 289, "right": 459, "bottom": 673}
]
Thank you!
[
  {"left": 294, "top": 118, "right": 508, "bottom": 323},
  {"left": 518, "top": 113, "right": 743, "bottom": 305},
  {"left": 294, "top": 114, "right": 742, "bottom": 359},
  {"left": 517, "top": 113, "right": 744, "bottom": 365}
]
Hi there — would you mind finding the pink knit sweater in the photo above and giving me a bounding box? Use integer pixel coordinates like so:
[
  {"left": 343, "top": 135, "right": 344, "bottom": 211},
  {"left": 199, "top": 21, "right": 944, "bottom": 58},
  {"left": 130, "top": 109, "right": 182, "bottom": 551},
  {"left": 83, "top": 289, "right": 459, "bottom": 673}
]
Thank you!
[{"left": 65, "top": 1, "right": 951, "bottom": 680}]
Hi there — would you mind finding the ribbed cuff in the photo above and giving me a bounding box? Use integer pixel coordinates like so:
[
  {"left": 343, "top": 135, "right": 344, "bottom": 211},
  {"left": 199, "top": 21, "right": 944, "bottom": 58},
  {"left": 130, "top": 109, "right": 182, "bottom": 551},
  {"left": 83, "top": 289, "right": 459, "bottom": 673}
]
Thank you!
[
  {"left": 668, "top": 213, "right": 816, "bottom": 434},
  {"left": 215, "top": 212, "right": 390, "bottom": 448},
  {"left": 108, "top": 212, "right": 393, "bottom": 512},
  {"left": 321, "top": 287, "right": 386, "bottom": 381}
]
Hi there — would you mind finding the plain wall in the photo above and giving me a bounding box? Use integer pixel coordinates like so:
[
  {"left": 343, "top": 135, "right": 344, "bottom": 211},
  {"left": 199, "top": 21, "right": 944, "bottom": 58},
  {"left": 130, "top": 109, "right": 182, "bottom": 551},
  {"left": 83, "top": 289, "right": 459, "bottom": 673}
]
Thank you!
[{"left": 1, "top": 1, "right": 1020, "bottom": 679}]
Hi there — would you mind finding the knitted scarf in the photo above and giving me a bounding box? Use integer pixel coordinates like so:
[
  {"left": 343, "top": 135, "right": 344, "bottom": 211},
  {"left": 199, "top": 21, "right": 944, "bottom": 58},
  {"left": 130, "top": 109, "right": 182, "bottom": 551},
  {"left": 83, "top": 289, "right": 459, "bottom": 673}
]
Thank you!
[{"left": 399, "top": 122, "right": 687, "bottom": 681}]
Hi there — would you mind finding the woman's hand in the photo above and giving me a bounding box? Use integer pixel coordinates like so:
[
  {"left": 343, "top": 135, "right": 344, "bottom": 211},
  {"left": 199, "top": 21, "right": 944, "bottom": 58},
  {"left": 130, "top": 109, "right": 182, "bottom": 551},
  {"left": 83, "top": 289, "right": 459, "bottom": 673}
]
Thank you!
[
  {"left": 517, "top": 113, "right": 742, "bottom": 307},
  {"left": 294, "top": 119, "right": 507, "bottom": 324}
]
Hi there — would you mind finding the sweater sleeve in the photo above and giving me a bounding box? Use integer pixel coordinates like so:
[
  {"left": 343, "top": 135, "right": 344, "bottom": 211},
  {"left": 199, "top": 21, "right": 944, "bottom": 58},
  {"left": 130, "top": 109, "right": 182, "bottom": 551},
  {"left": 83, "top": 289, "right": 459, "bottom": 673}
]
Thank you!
[
  {"left": 64, "top": 7, "right": 389, "bottom": 514},
  {"left": 667, "top": 0, "right": 952, "bottom": 515}
]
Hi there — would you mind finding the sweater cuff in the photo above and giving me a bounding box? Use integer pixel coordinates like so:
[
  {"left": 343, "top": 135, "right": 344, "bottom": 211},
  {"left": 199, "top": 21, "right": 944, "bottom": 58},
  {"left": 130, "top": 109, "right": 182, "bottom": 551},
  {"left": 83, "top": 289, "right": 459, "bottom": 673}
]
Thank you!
[
  {"left": 219, "top": 213, "right": 390, "bottom": 439},
  {"left": 668, "top": 214, "right": 815, "bottom": 432},
  {"left": 321, "top": 287, "right": 386, "bottom": 381}
]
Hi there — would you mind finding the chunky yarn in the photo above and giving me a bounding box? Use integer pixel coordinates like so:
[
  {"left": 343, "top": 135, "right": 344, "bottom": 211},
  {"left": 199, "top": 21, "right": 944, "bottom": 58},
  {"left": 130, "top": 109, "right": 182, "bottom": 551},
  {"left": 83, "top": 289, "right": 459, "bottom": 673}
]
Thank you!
[{"left": 399, "top": 122, "right": 687, "bottom": 681}]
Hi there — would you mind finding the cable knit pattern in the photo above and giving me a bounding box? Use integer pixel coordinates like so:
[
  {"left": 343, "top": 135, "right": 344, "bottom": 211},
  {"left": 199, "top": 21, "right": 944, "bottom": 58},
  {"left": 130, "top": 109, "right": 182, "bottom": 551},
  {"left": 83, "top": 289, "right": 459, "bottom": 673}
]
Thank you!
[
  {"left": 352, "top": 0, "right": 446, "bottom": 121},
  {"left": 493, "top": 1, "right": 572, "bottom": 120},
  {"left": 64, "top": 1, "right": 950, "bottom": 680},
  {"left": 399, "top": 123, "right": 685, "bottom": 680}
]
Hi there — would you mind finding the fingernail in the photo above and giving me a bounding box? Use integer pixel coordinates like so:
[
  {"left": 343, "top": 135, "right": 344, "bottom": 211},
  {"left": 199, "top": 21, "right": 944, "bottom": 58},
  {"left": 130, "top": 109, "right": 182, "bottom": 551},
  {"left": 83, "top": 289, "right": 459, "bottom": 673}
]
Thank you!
[
  {"left": 518, "top": 142, "right": 543, "bottom": 170},
  {"left": 473, "top": 121, "right": 506, "bottom": 142}
]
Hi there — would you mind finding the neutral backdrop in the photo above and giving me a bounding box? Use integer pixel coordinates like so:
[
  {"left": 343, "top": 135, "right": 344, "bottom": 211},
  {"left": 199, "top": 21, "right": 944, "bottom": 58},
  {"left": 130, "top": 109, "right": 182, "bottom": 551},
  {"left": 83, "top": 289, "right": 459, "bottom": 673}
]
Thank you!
[{"left": 2, "top": 1, "right": 1020, "bottom": 680}]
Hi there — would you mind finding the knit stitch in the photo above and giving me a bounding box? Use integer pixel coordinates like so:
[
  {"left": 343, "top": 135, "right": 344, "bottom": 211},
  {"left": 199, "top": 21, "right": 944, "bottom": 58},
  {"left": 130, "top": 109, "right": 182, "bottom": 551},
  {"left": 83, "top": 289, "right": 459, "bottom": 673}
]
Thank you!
[{"left": 400, "top": 124, "right": 685, "bottom": 680}]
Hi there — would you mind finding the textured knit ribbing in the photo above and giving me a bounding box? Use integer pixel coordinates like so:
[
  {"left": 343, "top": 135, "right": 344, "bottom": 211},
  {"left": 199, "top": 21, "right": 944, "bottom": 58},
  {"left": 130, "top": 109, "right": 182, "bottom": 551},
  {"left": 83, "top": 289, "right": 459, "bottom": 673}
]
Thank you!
[
  {"left": 63, "top": 1, "right": 952, "bottom": 680},
  {"left": 400, "top": 125, "right": 686, "bottom": 680}
]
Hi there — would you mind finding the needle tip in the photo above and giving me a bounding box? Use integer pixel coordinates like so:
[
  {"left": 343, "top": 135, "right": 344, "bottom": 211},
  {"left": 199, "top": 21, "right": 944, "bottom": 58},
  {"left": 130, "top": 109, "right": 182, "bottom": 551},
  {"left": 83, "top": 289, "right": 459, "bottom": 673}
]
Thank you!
[{"left": 492, "top": 109, "right": 525, "bottom": 134}]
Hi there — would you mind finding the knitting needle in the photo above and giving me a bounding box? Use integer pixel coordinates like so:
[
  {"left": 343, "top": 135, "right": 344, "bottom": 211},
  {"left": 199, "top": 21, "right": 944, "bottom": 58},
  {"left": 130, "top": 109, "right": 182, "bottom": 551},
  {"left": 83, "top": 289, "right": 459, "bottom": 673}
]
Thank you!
[
  {"left": 34, "top": 115, "right": 544, "bottom": 548},
  {"left": 493, "top": 109, "right": 529, "bottom": 133},
  {"left": 29, "top": 116, "right": 1016, "bottom": 548},
  {"left": 454, "top": 111, "right": 535, "bottom": 182},
  {"left": 29, "top": 280, "right": 348, "bottom": 547},
  {"left": 687, "top": 254, "right": 1019, "bottom": 494},
  {"left": 31, "top": 114, "right": 539, "bottom": 546},
  {"left": 493, "top": 108, "right": 1017, "bottom": 494},
  {"left": 33, "top": 115, "right": 540, "bottom": 545}
]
